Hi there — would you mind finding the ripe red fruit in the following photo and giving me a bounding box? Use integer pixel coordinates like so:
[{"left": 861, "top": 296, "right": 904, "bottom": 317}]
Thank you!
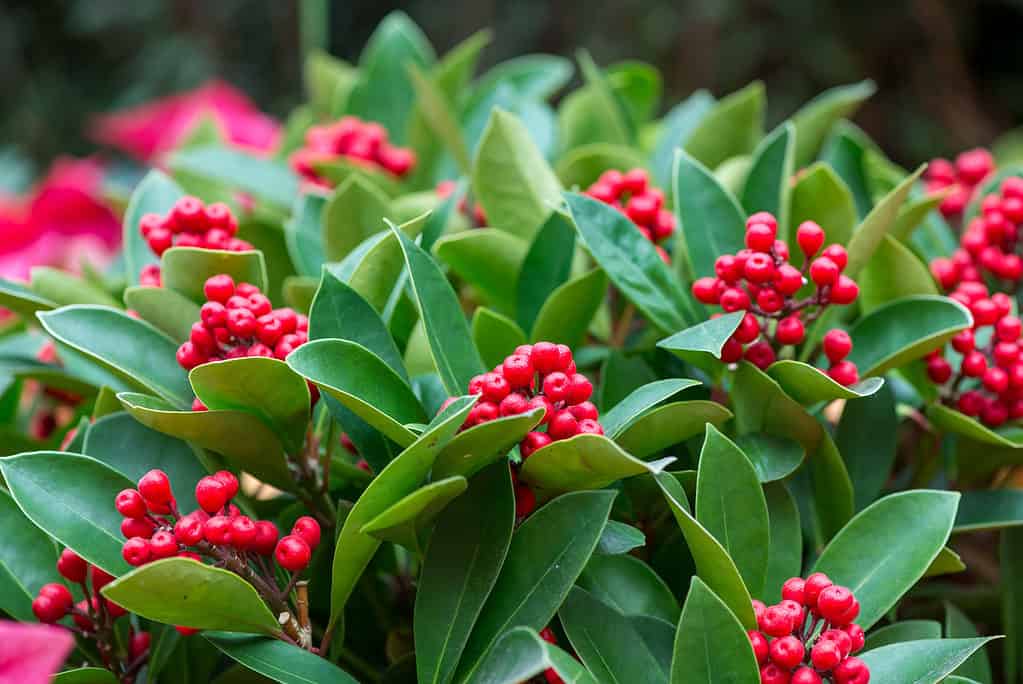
[
  {"left": 832, "top": 656, "right": 869, "bottom": 684},
  {"left": 275, "top": 534, "right": 312, "bottom": 571},
  {"left": 745, "top": 223, "right": 776, "bottom": 252},
  {"left": 568, "top": 401, "right": 599, "bottom": 421},
  {"left": 121, "top": 517, "right": 155, "bottom": 539},
  {"left": 176, "top": 342, "right": 204, "bottom": 370},
  {"left": 528, "top": 395, "right": 554, "bottom": 424},
  {"left": 174, "top": 514, "right": 205, "bottom": 546},
  {"left": 130, "top": 631, "right": 151, "bottom": 660},
  {"left": 577, "top": 418, "right": 604, "bottom": 435},
  {"left": 721, "top": 337, "right": 743, "bottom": 363},
  {"left": 791, "top": 667, "right": 822, "bottom": 684},
  {"left": 622, "top": 168, "right": 649, "bottom": 194},
  {"left": 744, "top": 341, "right": 776, "bottom": 370},
  {"left": 733, "top": 313, "right": 760, "bottom": 344},
  {"left": 748, "top": 630, "right": 769, "bottom": 664},
  {"left": 122, "top": 537, "right": 152, "bottom": 566},
  {"left": 204, "top": 515, "right": 232, "bottom": 545},
  {"left": 213, "top": 470, "right": 240, "bottom": 500},
  {"left": 817, "top": 585, "right": 855, "bottom": 622},
  {"left": 515, "top": 483, "right": 536, "bottom": 518},
  {"left": 203, "top": 274, "right": 235, "bottom": 303},
  {"left": 499, "top": 392, "right": 530, "bottom": 417},
  {"left": 756, "top": 288, "right": 784, "bottom": 314},
  {"left": 196, "top": 476, "right": 229, "bottom": 514},
  {"left": 520, "top": 431, "right": 553, "bottom": 459},
  {"left": 39, "top": 583, "right": 73, "bottom": 612},
  {"left": 230, "top": 516, "right": 258, "bottom": 550},
  {"left": 566, "top": 373, "right": 593, "bottom": 405},
  {"left": 720, "top": 287, "right": 751, "bottom": 312},
  {"left": 820, "top": 629, "right": 853, "bottom": 658},
  {"left": 759, "top": 663, "right": 790, "bottom": 684},
  {"left": 803, "top": 572, "right": 832, "bottom": 608},
  {"left": 57, "top": 548, "right": 88, "bottom": 583},
  {"left": 758, "top": 604, "right": 794, "bottom": 637},
  {"left": 769, "top": 635, "right": 805, "bottom": 670},
  {"left": 226, "top": 308, "right": 257, "bottom": 338},
  {"left": 810, "top": 257, "right": 840, "bottom": 286},
  {"left": 822, "top": 244, "right": 848, "bottom": 271},
  {"left": 91, "top": 566, "right": 115, "bottom": 593},
  {"left": 775, "top": 264, "right": 804, "bottom": 295},
  {"left": 548, "top": 410, "right": 580, "bottom": 440},
  {"left": 481, "top": 373, "right": 511, "bottom": 403},
  {"left": 292, "top": 516, "right": 321, "bottom": 549},
  {"left": 830, "top": 275, "right": 859, "bottom": 305},
  {"left": 781, "top": 577, "right": 805, "bottom": 604},
  {"left": 744, "top": 253, "right": 776, "bottom": 283},
  {"left": 926, "top": 356, "right": 953, "bottom": 384},
  {"left": 530, "top": 342, "right": 561, "bottom": 374},
  {"left": 32, "top": 595, "right": 66, "bottom": 623},
  {"left": 138, "top": 469, "right": 173, "bottom": 505},
  {"left": 796, "top": 221, "right": 825, "bottom": 257},
  {"left": 844, "top": 624, "right": 865, "bottom": 652},
  {"left": 984, "top": 367, "right": 1010, "bottom": 394},
  {"left": 811, "top": 639, "right": 842, "bottom": 670},
  {"left": 252, "top": 521, "right": 280, "bottom": 556},
  {"left": 776, "top": 316, "right": 805, "bottom": 346},
  {"left": 961, "top": 350, "right": 988, "bottom": 377},
  {"left": 829, "top": 360, "right": 860, "bottom": 387},
  {"left": 115, "top": 489, "right": 148, "bottom": 519},
  {"left": 822, "top": 330, "right": 852, "bottom": 363},
  {"left": 692, "top": 277, "right": 721, "bottom": 304},
  {"left": 502, "top": 354, "right": 534, "bottom": 388},
  {"left": 542, "top": 372, "right": 571, "bottom": 402}
]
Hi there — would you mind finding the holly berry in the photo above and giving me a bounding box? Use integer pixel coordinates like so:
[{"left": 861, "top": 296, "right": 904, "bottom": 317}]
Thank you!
[
  {"left": 115, "top": 489, "right": 148, "bottom": 519},
  {"left": 822, "top": 330, "right": 852, "bottom": 363},
  {"left": 275, "top": 534, "right": 312, "bottom": 572},
  {"left": 796, "top": 221, "right": 825, "bottom": 257},
  {"left": 123, "top": 537, "right": 152, "bottom": 566},
  {"left": 291, "top": 516, "right": 321, "bottom": 549},
  {"left": 290, "top": 115, "right": 417, "bottom": 189},
  {"left": 195, "top": 476, "right": 229, "bottom": 514},
  {"left": 57, "top": 548, "right": 88, "bottom": 583},
  {"left": 584, "top": 168, "right": 676, "bottom": 251},
  {"left": 138, "top": 469, "right": 173, "bottom": 506},
  {"left": 769, "top": 635, "right": 805, "bottom": 669}
]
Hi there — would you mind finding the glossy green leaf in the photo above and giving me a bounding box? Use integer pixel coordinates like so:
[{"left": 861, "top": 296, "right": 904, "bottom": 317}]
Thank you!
[
  {"left": 813, "top": 490, "right": 960, "bottom": 629},
  {"left": 206, "top": 633, "right": 359, "bottom": 684},
  {"left": 954, "top": 489, "right": 1023, "bottom": 532},
  {"left": 650, "top": 91, "right": 716, "bottom": 189},
  {"left": 741, "top": 122, "right": 794, "bottom": 231},
  {"left": 944, "top": 602, "right": 994, "bottom": 683},
  {"left": 38, "top": 305, "right": 191, "bottom": 407},
  {"left": 844, "top": 165, "right": 924, "bottom": 276},
  {"left": 52, "top": 668, "right": 119, "bottom": 684},
  {"left": 847, "top": 296, "right": 973, "bottom": 377},
  {"left": 361, "top": 475, "right": 468, "bottom": 552},
  {"left": 859, "top": 235, "right": 937, "bottom": 312},
  {"left": 122, "top": 171, "right": 186, "bottom": 285},
  {"left": 118, "top": 392, "right": 293, "bottom": 491},
  {"left": 285, "top": 192, "right": 327, "bottom": 278},
  {"left": 863, "top": 620, "right": 942, "bottom": 652},
  {"left": 520, "top": 434, "right": 673, "bottom": 499},
  {"left": 328, "top": 398, "right": 473, "bottom": 632},
  {"left": 762, "top": 482, "right": 802, "bottom": 604},
  {"left": 1003, "top": 527, "right": 1023, "bottom": 683},
  {"left": 578, "top": 553, "right": 679, "bottom": 623},
  {"left": 729, "top": 362, "right": 824, "bottom": 453},
  {"left": 616, "top": 401, "right": 732, "bottom": 460},
  {"left": 835, "top": 382, "right": 898, "bottom": 510},
  {"left": 189, "top": 358, "right": 309, "bottom": 453},
  {"left": 560, "top": 586, "right": 668, "bottom": 684},
  {"left": 684, "top": 82, "right": 765, "bottom": 170},
  {"left": 0, "top": 277, "right": 55, "bottom": 319},
  {"left": 30, "top": 267, "right": 119, "bottom": 307},
  {"left": 655, "top": 473, "right": 755, "bottom": 628},
  {"left": 434, "top": 229, "right": 528, "bottom": 316},
  {"left": 415, "top": 462, "right": 514, "bottom": 684},
  {"left": 928, "top": 402, "right": 1023, "bottom": 449},
  {"left": 463, "top": 626, "right": 597, "bottom": 684},
  {"left": 530, "top": 268, "right": 607, "bottom": 349},
  {"left": 314, "top": 157, "right": 403, "bottom": 197},
  {"left": 858, "top": 638, "right": 999, "bottom": 684},
  {"left": 0, "top": 487, "right": 60, "bottom": 621},
  {"left": 791, "top": 80, "right": 876, "bottom": 166},
  {"left": 821, "top": 122, "right": 876, "bottom": 218},
  {"left": 656, "top": 311, "right": 744, "bottom": 373},
  {"left": 103, "top": 558, "right": 280, "bottom": 635},
  {"left": 766, "top": 360, "right": 884, "bottom": 404},
  {"left": 432, "top": 408, "right": 543, "bottom": 481},
  {"left": 787, "top": 163, "right": 858, "bottom": 263},
  {"left": 410, "top": 64, "right": 471, "bottom": 173},
  {"left": 472, "top": 109, "right": 563, "bottom": 240},
  {"left": 286, "top": 339, "right": 425, "bottom": 447},
  {"left": 123, "top": 286, "right": 200, "bottom": 342},
  {"left": 670, "top": 576, "right": 760, "bottom": 684},
  {"left": 168, "top": 146, "right": 298, "bottom": 209},
  {"left": 0, "top": 451, "right": 132, "bottom": 576},
  {"left": 565, "top": 191, "right": 693, "bottom": 332},
  {"left": 457, "top": 490, "right": 615, "bottom": 681},
  {"left": 602, "top": 378, "right": 701, "bottom": 437},
  {"left": 161, "top": 247, "right": 268, "bottom": 303},
  {"left": 696, "top": 426, "right": 770, "bottom": 596},
  {"left": 322, "top": 176, "right": 390, "bottom": 264},
  {"left": 555, "top": 143, "right": 646, "bottom": 188},
  {"left": 734, "top": 433, "right": 804, "bottom": 483},
  {"left": 433, "top": 28, "right": 491, "bottom": 100},
  {"left": 515, "top": 212, "right": 576, "bottom": 332},
  {"left": 471, "top": 54, "right": 572, "bottom": 104},
  {"left": 472, "top": 307, "right": 526, "bottom": 370},
  {"left": 925, "top": 546, "right": 967, "bottom": 578}
]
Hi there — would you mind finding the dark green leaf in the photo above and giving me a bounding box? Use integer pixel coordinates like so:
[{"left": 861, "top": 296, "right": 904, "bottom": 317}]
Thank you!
[
  {"left": 322, "top": 176, "right": 390, "bottom": 262},
  {"left": 684, "top": 82, "right": 765, "bottom": 170},
  {"left": 791, "top": 80, "right": 876, "bottom": 166},
  {"left": 766, "top": 360, "right": 884, "bottom": 404},
  {"left": 954, "top": 490, "right": 1023, "bottom": 532},
  {"left": 787, "top": 163, "right": 857, "bottom": 261},
  {"left": 434, "top": 229, "right": 528, "bottom": 316},
  {"left": 285, "top": 193, "right": 327, "bottom": 278},
  {"left": 432, "top": 409, "right": 543, "bottom": 480},
  {"left": 30, "top": 267, "right": 119, "bottom": 307},
  {"left": 597, "top": 351, "right": 658, "bottom": 412},
  {"left": 206, "top": 633, "right": 358, "bottom": 683},
  {"left": 615, "top": 401, "right": 733, "bottom": 460},
  {"left": 859, "top": 235, "right": 937, "bottom": 313},
  {"left": 944, "top": 602, "right": 994, "bottom": 683},
  {"left": 650, "top": 90, "right": 716, "bottom": 189},
  {"left": 361, "top": 475, "right": 468, "bottom": 552},
  {"left": 741, "top": 122, "right": 794, "bottom": 230},
  {"left": 578, "top": 553, "right": 679, "bottom": 622},
  {"left": 863, "top": 621, "right": 942, "bottom": 652},
  {"left": 530, "top": 269, "right": 607, "bottom": 349},
  {"left": 762, "top": 482, "right": 802, "bottom": 604},
  {"left": 836, "top": 383, "right": 898, "bottom": 510},
  {"left": 928, "top": 403, "right": 1023, "bottom": 449},
  {"left": 1003, "top": 527, "right": 1023, "bottom": 683},
  {"left": 597, "top": 520, "right": 646, "bottom": 556},
  {"left": 821, "top": 122, "right": 876, "bottom": 219},
  {"left": 161, "top": 247, "right": 268, "bottom": 303},
  {"left": 734, "top": 433, "right": 804, "bottom": 483},
  {"left": 845, "top": 165, "right": 924, "bottom": 276},
  {"left": 122, "top": 171, "right": 185, "bottom": 285},
  {"left": 472, "top": 307, "right": 527, "bottom": 370},
  {"left": 463, "top": 626, "right": 596, "bottom": 684},
  {"left": 169, "top": 146, "right": 298, "bottom": 209},
  {"left": 123, "top": 286, "right": 200, "bottom": 342},
  {"left": 656, "top": 311, "right": 745, "bottom": 374},
  {"left": 0, "top": 487, "right": 60, "bottom": 621},
  {"left": 515, "top": 212, "right": 576, "bottom": 332},
  {"left": 602, "top": 378, "right": 701, "bottom": 437},
  {"left": 858, "top": 638, "right": 999, "bottom": 684}
]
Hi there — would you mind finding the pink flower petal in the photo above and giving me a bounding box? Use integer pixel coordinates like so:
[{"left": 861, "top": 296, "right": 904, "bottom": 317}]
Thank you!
[{"left": 0, "top": 620, "right": 74, "bottom": 683}]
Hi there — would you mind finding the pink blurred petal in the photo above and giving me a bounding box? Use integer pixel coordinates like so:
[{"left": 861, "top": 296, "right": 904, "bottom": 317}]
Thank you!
[{"left": 0, "top": 620, "right": 74, "bottom": 683}]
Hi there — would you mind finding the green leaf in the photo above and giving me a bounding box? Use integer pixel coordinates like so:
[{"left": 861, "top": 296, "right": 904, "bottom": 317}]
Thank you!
[
  {"left": 30, "top": 267, "right": 119, "bottom": 308},
  {"left": 123, "top": 286, "right": 200, "bottom": 342},
  {"left": 434, "top": 28, "right": 492, "bottom": 99},
  {"left": 0, "top": 451, "right": 132, "bottom": 576},
  {"left": 560, "top": 586, "right": 668, "bottom": 683},
  {"left": 0, "top": 277, "right": 55, "bottom": 319},
  {"left": 926, "top": 546, "right": 967, "bottom": 578},
  {"left": 409, "top": 64, "right": 471, "bottom": 174},
  {"left": 684, "top": 82, "right": 765, "bottom": 170},
  {"left": 836, "top": 383, "right": 898, "bottom": 510},
  {"left": 103, "top": 558, "right": 280, "bottom": 635},
  {"left": 578, "top": 553, "right": 680, "bottom": 623},
  {"left": 189, "top": 358, "right": 309, "bottom": 453},
  {"left": 1003, "top": 527, "right": 1023, "bottom": 683},
  {"left": 954, "top": 489, "right": 1023, "bottom": 532},
  {"left": 286, "top": 339, "right": 425, "bottom": 447},
  {"left": 52, "top": 668, "right": 119, "bottom": 684},
  {"left": 740, "top": 122, "right": 795, "bottom": 231},
  {"left": 673, "top": 149, "right": 747, "bottom": 280},
  {"left": 791, "top": 80, "right": 876, "bottom": 166},
  {"left": 457, "top": 490, "right": 615, "bottom": 681},
  {"left": 821, "top": 122, "right": 877, "bottom": 219},
  {"left": 602, "top": 378, "right": 701, "bottom": 437},
  {"left": 766, "top": 360, "right": 884, "bottom": 404},
  {"left": 361, "top": 475, "right": 468, "bottom": 552},
  {"left": 598, "top": 520, "right": 646, "bottom": 555},
  {"left": 787, "top": 163, "right": 857, "bottom": 262},
  {"left": 161, "top": 247, "right": 268, "bottom": 303},
  {"left": 734, "top": 433, "right": 804, "bottom": 483},
  {"left": 655, "top": 473, "right": 755, "bottom": 628},
  {"left": 122, "top": 171, "right": 186, "bottom": 285},
  {"left": 565, "top": 191, "right": 693, "bottom": 332},
  {"left": 762, "top": 482, "right": 802, "bottom": 604},
  {"left": 38, "top": 305, "right": 191, "bottom": 408},
  {"left": 519, "top": 434, "right": 674, "bottom": 499},
  {"left": 168, "top": 146, "right": 298, "bottom": 209},
  {"left": 515, "top": 212, "right": 576, "bottom": 333},
  {"left": 472, "top": 109, "right": 563, "bottom": 240},
  {"left": 944, "top": 602, "right": 994, "bottom": 683},
  {"left": 656, "top": 311, "right": 745, "bottom": 371},
  {"left": 0, "top": 487, "right": 60, "bottom": 622},
  {"left": 328, "top": 398, "right": 473, "bottom": 631},
  {"left": 83, "top": 412, "right": 208, "bottom": 513},
  {"left": 472, "top": 307, "right": 527, "bottom": 370},
  {"left": 729, "top": 362, "right": 823, "bottom": 452},
  {"left": 471, "top": 54, "right": 572, "bottom": 103},
  {"left": 117, "top": 392, "right": 293, "bottom": 491},
  {"left": 597, "top": 351, "right": 657, "bottom": 412},
  {"left": 844, "top": 165, "right": 924, "bottom": 276},
  {"left": 846, "top": 295, "right": 973, "bottom": 377},
  {"left": 206, "top": 633, "right": 359, "bottom": 683},
  {"left": 415, "top": 462, "right": 514, "bottom": 684},
  {"left": 432, "top": 409, "right": 543, "bottom": 480},
  {"left": 347, "top": 11, "right": 435, "bottom": 145},
  {"left": 285, "top": 192, "right": 327, "bottom": 278},
  {"left": 616, "top": 401, "right": 733, "bottom": 460},
  {"left": 463, "top": 626, "right": 597, "bottom": 684},
  {"left": 530, "top": 269, "right": 607, "bottom": 349},
  {"left": 696, "top": 425, "right": 770, "bottom": 596},
  {"left": 863, "top": 621, "right": 942, "bottom": 652},
  {"left": 927, "top": 403, "right": 1023, "bottom": 449},
  {"left": 650, "top": 91, "right": 716, "bottom": 189},
  {"left": 394, "top": 225, "right": 485, "bottom": 395},
  {"left": 813, "top": 490, "right": 960, "bottom": 629},
  {"left": 555, "top": 143, "right": 646, "bottom": 189},
  {"left": 858, "top": 638, "right": 999, "bottom": 684},
  {"left": 670, "top": 576, "right": 761, "bottom": 684},
  {"left": 859, "top": 235, "right": 938, "bottom": 313},
  {"left": 434, "top": 229, "right": 528, "bottom": 316},
  {"left": 322, "top": 176, "right": 390, "bottom": 262}
]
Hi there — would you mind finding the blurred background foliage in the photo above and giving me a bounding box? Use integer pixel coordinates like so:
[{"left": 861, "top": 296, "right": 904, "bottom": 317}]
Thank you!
[{"left": 1, "top": 0, "right": 1022, "bottom": 191}]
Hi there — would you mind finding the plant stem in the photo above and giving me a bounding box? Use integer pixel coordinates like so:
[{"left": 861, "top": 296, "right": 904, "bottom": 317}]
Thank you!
[{"left": 612, "top": 302, "right": 635, "bottom": 347}]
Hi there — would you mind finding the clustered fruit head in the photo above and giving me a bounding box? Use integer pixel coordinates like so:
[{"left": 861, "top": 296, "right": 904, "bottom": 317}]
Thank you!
[
  {"left": 436, "top": 180, "right": 487, "bottom": 227},
  {"left": 930, "top": 177, "right": 1023, "bottom": 289},
  {"left": 441, "top": 342, "right": 601, "bottom": 519},
  {"left": 924, "top": 284, "right": 1023, "bottom": 426},
  {"left": 117, "top": 469, "right": 319, "bottom": 578},
  {"left": 924, "top": 148, "right": 995, "bottom": 219},
  {"left": 751, "top": 574, "right": 869, "bottom": 684},
  {"left": 33, "top": 547, "right": 128, "bottom": 635},
  {"left": 138, "top": 196, "right": 253, "bottom": 287},
  {"left": 691, "top": 213, "right": 861, "bottom": 385},
  {"left": 584, "top": 168, "right": 676, "bottom": 261},
  {"left": 290, "top": 115, "right": 416, "bottom": 189},
  {"left": 176, "top": 274, "right": 309, "bottom": 373}
]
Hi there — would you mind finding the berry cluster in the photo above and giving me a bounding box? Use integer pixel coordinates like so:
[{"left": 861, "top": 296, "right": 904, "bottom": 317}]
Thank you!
[
  {"left": 175, "top": 274, "right": 309, "bottom": 371},
  {"left": 138, "top": 196, "right": 253, "bottom": 287},
  {"left": 584, "top": 168, "right": 676, "bottom": 261},
  {"left": 290, "top": 116, "right": 416, "bottom": 189},
  {"left": 750, "top": 574, "right": 869, "bottom": 684},
  {"left": 436, "top": 180, "right": 487, "bottom": 227},
  {"left": 691, "top": 213, "right": 861, "bottom": 385},
  {"left": 930, "top": 177, "right": 1023, "bottom": 289},
  {"left": 924, "top": 148, "right": 995, "bottom": 219},
  {"left": 924, "top": 285, "right": 1023, "bottom": 426},
  {"left": 117, "top": 469, "right": 319, "bottom": 574}
]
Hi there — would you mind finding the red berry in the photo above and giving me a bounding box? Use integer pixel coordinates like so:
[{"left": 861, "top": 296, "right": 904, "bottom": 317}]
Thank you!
[
  {"left": 721, "top": 337, "right": 744, "bottom": 363},
  {"left": 829, "top": 360, "right": 859, "bottom": 387},
  {"left": 542, "top": 372, "right": 571, "bottom": 402},
  {"left": 781, "top": 577, "right": 805, "bottom": 605},
  {"left": 830, "top": 275, "right": 859, "bottom": 305},
  {"left": 820, "top": 629, "right": 853, "bottom": 658},
  {"left": 292, "top": 516, "right": 321, "bottom": 549},
  {"left": 733, "top": 313, "right": 761, "bottom": 344},
  {"left": 91, "top": 566, "right": 115, "bottom": 593},
  {"left": 176, "top": 341, "right": 205, "bottom": 370},
  {"left": 961, "top": 350, "right": 988, "bottom": 377},
  {"left": 744, "top": 341, "right": 776, "bottom": 370},
  {"left": 528, "top": 395, "right": 554, "bottom": 424},
  {"left": 843, "top": 623, "right": 865, "bottom": 652},
  {"left": 149, "top": 530, "right": 179, "bottom": 559},
  {"left": 746, "top": 223, "right": 776, "bottom": 252},
  {"left": 203, "top": 515, "right": 232, "bottom": 545},
  {"left": 926, "top": 356, "right": 953, "bottom": 384},
  {"left": 930, "top": 257, "right": 959, "bottom": 290},
  {"left": 213, "top": 470, "right": 239, "bottom": 499},
  {"left": 622, "top": 168, "right": 649, "bottom": 194},
  {"left": 796, "top": 221, "right": 826, "bottom": 257},
  {"left": 626, "top": 194, "right": 657, "bottom": 225},
  {"left": 832, "top": 656, "right": 869, "bottom": 684},
  {"left": 174, "top": 513, "right": 205, "bottom": 546},
  {"left": 515, "top": 483, "right": 536, "bottom": 518},
  {"left": 172, "top": 197, "right": 205, "bottom": 232},
  {"left": 759, "top": 663, "right": 790, "bottom": 684},
  {"left": 577, "top": 419, "right": 604, "bottom": 435},
  {"left": 811, "top": 639, "right": 842, "bottom": 671},
  {"left": 138, "top": 469, "right": 173, "bottom": 505},
  {"left": 744, "top": 253, "right": 777, "bottom": 283},
  {"left": 749, "top": 630, "right": 769, "bottom": 664},
  {"left": 776, "top": 316, "right": 805, "bottom": 346},
  {"left": 692, "top": 277, "right": 721, "bottom": 304},
  {"left": 32, "top": 595, "right": 67, "bottom": 623},
  {"left": 984, "top": 367, "right": 1010, "bottom": 393},
  {"left": 252, "top": 521, "right": 279, "bottom": 556},
  {"left": 822, "top": 244, "right": 848, "bottom": 271},
  {"left": 203, "top": 275, "right": 235, "bottom": 303},
  {"left": 195, "top": 476, "right": 229, "bottom": 514},
  {"left": 226, "top": 308, "right": 257, "bottom": 338},
  {"left": 548, "top": 410, "right": 580, "bottom": 440},
  {"left": 822, "top": 330, "right": 852, "bottom": 363},
  {"left": 971, "top": 298, "right": 1000, "bottom": 327},
  {"left": 758, "top": 604, "right": 794, "bottom": 637},
  {"left": 38, "top": 583, "right": 73, "bottom": 613},
  {"left": 810, "top": 257, "right": 840, "bottom": 286},
  {"left": 747, "top": 211, "right": 778, "bottom": 234},
  {"left": 520, "top": 431, "right": 553, "bottom": 459},
  {"left": 791, "top": 667, "right": 822, "bottom": 684},
  {"left": 720, "top": 287, "right": 751, "bottom": 312},
  {"left": 502, "top": 354, "right": 534, "bottom": 388},
  {"left": 116, "top": 489, "right": 148, "bottom": 519},
  {"left": 951, "top": 329, "right": 976, "bottom": 353},
  {"left": 481, "top": 373, "right": 511, "bottom": 403},
  {"left": 275, "top": 535, "right": 312, "bottom": 571},
  {"left": 568, "top": 401, "right": 599, "bottom": 421},
  {"left": 121, "top": 517, "right": 155, "bottom": 539},
  {"left": 229, "top": 516, "right": 258, "bottom": 550},
  {"left": 130, "top": 631, "right": 151, "bottom": 660},
  {"left": 803, "top": 572, "right": 833, "bottom": 608},
  {"left": 756, "top": 288, "right": 784, "bottom": 313},
  {"left": 769, "top": 635, "right": 805, "bottom": 670},
  {"left": 817, "top": 585, "right": 854, "bottom": 622},
  {"left": 752, "top": 600, "right": 766, "bottom": 621},
  {"left": 832, "top": 598, "right": 860, "bottom": 626},
  {"left": 57, "top": 548, "right": 88, "bottom": 583},
  {"left": 499, "top": 392, "right": 530, "bottom": 417},
  {"left": 775, "top": 264, "right": 804, "bottom": 295}
]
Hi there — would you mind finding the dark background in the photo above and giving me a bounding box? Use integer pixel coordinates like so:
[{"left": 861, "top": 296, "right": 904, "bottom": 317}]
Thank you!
[{"left": 1, "top": 0, "right": 1021, "bottom": 189}]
